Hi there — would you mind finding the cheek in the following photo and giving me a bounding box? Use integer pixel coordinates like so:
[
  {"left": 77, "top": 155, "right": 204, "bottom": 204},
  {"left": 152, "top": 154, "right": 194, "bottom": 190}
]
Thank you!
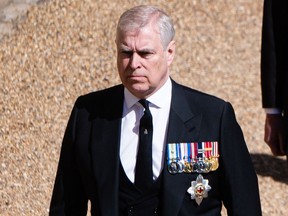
[
  {"left": 117, "top": 58, "right": 129, "bottom": 70},
  {"left": 151, "top": 61, "right": 168, "bottom": 81},
  {"left": 117, "top": 59, "right": 124, "bottom": 73}
]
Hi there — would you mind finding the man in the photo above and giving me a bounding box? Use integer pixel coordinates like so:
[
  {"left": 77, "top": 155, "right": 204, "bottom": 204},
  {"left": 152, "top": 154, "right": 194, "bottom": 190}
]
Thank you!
[
  {"left": 261, "top": 0, "right": 288, "bottom": 157},
  {"left": 50, "top": 5, "right": 262, "bottom": 215}
]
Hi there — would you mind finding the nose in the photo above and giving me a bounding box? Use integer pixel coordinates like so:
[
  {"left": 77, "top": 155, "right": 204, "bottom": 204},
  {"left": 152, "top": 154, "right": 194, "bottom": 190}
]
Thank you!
[{"left": 129, "top": 53, "right": 141, "bottom": 69}]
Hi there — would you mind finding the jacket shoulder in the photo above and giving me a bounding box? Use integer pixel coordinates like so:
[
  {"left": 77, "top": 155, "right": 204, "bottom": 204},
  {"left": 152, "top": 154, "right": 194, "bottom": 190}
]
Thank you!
[
  {"left": 74, "top": 84, "right": 124, "bottom": 112},
  {"left": 174, "top": 82, "right": 227, "bottom": 108}
]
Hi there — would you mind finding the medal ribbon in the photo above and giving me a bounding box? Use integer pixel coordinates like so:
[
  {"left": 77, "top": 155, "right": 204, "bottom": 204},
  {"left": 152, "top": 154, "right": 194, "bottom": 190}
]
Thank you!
[
  {"left": 191, "top": 142, "right": 197, "bottom": 161},
  {"left": 176, "top": 143, "right": 181, "bottom": 161},
  {"left": 167, "top": 143, "right": 177, "bottom": 165},
  {"left": 212, "top": 141, "right": 219, "bottom": 157},
  {"left": 197, "top": 142, "right": 205, "bottom": 160},
  {"left": 204, "top": 142, "right": 212, "bottom": 158}
]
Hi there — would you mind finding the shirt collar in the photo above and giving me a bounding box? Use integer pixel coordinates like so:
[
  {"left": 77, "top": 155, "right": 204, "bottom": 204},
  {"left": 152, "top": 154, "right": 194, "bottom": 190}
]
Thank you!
[{"left": 124, "top": 77, "right": 172, "bottom": 109}]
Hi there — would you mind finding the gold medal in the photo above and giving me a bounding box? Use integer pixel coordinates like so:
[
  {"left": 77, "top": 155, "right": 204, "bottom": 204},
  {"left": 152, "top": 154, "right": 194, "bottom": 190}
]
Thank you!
[
  {"left": 210, "top": 157, "right": 219, "bottom": 171},
  {"left": 184, "top": 161, "right": 193, "bottom": 173}
]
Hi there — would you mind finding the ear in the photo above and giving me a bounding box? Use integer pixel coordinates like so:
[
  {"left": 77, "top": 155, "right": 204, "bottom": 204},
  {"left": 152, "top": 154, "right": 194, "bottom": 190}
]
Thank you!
[{"left": 166, "top": 40, "right": 175, "bottom": 66}]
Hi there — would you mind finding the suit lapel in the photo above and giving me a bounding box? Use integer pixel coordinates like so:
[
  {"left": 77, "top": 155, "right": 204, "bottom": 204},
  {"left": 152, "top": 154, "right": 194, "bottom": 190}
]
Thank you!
[
  {"left": 161, "top": 82, "right": 202, "bottom": 216},
  {"left": 90, "top": 85, "right": 124, "bottom": 216}
]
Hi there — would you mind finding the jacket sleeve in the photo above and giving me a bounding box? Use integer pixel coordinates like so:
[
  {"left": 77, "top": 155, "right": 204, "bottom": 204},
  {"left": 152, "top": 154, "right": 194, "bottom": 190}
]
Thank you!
[
  {"left": 261, "top": 0, "right": 277, "bottom": 108},
  {"left": 49, "top": 102, "right": 88, "bottom": 216},
  {"left": 220, "top": 102, "right": 262, "bottom": 215}
]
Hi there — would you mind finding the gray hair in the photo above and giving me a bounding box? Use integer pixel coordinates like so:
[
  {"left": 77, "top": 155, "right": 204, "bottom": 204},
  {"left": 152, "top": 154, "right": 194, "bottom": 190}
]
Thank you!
[{"left": 116, "top": 5, "right": 175, "bottom": 49}]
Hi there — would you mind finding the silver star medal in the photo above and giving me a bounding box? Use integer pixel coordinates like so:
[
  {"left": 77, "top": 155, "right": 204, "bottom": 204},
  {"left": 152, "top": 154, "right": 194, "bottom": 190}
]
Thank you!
[{"left": 187, "top": 174, "right": 211, "bottom": 205}]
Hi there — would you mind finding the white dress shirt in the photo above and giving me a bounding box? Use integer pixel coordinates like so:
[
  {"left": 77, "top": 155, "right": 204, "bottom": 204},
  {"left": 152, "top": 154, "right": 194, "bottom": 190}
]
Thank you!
[{"left": 120, "top": 78, "right": 172, "bottom": 183}]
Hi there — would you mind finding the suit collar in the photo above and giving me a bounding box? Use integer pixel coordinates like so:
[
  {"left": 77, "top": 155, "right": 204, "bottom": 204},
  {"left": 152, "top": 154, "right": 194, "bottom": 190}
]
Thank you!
[{"left": 167, "top": 80, "right": 202, "bottom": 142}]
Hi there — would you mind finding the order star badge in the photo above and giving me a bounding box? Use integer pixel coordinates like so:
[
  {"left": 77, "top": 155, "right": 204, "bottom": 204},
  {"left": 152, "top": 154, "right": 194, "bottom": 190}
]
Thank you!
[{"left": 187, "top": 174, "right": 211, "bottom": 205}]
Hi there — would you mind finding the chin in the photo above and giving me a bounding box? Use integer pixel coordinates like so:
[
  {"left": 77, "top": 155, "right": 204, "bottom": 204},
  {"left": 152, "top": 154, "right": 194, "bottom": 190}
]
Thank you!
[{"left": 129, "top": 86, "right": 151, "bottom": 98}]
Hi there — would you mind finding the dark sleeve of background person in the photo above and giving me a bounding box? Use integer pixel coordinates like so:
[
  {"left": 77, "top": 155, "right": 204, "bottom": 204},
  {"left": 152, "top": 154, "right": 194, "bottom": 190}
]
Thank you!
[
  {"left": 261, "top": 0, "right": 287, "bottom": 108},
  {"left": 260, "top": 0, "right": 288, "bottom": 156}
]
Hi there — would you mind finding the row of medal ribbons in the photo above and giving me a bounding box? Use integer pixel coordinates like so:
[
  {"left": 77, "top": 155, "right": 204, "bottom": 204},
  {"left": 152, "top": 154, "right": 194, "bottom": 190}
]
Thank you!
[{"left": 167, "top": 142, "right": 219, "bottom": 174}]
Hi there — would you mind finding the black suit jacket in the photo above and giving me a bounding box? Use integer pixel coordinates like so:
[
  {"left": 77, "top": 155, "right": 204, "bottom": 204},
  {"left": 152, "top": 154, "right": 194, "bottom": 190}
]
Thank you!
[
  {"left": 261, "top": 0, "right": 288, "bottom": 113},
  {"left": 50, "top": 80, "right": 262, "bottom": 215}
]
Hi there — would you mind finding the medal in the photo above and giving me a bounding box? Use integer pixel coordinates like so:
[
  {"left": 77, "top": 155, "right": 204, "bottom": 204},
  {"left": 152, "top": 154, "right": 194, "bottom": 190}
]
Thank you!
[
  {"left": 177, "top": 161, "right": 185, "bottom": 173},
  {"left": 209, "top": 157, "right": 219, "bottom": 171},
  {"left": 167, "top": 144, "right": 178, "bottom": 174},
  {"left": 187, "top": 174, "right": 211, "bottom": 205},
  {"left": 168, "top": 161, "right": 179, "bottom": 174},
  {"left": 184, "top": 161, "right": 192, "bottom": 173}
]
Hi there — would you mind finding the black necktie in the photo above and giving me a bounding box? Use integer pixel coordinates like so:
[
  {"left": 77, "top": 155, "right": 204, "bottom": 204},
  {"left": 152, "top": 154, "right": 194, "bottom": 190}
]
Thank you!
[{"left": 135, "top": 99, "right": 153, "bottom": 190}]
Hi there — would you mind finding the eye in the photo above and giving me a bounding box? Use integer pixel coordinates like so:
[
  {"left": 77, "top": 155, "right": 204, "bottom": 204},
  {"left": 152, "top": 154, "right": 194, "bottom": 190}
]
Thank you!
[
  {"left": 121, "top": 50, "right": 133, "bottom": 56},
  {"left": 139, "top": 51, "right": 153, "bottom": 58}
]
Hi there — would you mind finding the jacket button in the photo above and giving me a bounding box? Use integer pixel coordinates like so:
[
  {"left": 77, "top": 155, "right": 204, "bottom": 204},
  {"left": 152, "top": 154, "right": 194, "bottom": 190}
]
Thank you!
[{"left": 128, "top": 206, "right": 134, "bottom": 215}]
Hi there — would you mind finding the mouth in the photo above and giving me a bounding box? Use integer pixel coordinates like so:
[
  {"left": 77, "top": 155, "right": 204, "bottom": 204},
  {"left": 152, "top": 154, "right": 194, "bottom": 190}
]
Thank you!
[{"left": 127, "top": 75, "right": 146, "bottom": 81}]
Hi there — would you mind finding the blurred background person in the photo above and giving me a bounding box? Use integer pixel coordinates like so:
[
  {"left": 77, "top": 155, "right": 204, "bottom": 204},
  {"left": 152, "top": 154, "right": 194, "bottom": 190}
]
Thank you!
[{"left": 261, "top": 0, "right": 288, "bottom": 158}]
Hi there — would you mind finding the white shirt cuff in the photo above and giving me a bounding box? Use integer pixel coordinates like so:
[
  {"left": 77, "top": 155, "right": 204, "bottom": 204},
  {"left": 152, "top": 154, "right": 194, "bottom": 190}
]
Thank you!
[{"left": 264, "top": 108, "right": 282, "bottom": 114}]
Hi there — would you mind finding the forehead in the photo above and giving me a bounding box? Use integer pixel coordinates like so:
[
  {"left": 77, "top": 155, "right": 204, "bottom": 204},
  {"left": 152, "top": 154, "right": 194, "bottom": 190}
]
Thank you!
[{"left": 117, "top": 24, "right": 162, "bottom": 49}]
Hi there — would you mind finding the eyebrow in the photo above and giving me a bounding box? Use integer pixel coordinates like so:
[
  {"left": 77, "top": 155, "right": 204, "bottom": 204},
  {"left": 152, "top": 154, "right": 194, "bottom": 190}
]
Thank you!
[
  {"left": 119, "top": 45, "right": 154, "bottom": 53},
  {"left": 119, "top": 45, "right": 131, "bottom": 52}
]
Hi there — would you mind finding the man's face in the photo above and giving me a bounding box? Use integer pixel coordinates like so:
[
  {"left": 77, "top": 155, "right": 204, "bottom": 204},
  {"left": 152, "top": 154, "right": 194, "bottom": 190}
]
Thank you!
[{"left": 116, "top": 22, "right": 175, "bottom": 98}]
